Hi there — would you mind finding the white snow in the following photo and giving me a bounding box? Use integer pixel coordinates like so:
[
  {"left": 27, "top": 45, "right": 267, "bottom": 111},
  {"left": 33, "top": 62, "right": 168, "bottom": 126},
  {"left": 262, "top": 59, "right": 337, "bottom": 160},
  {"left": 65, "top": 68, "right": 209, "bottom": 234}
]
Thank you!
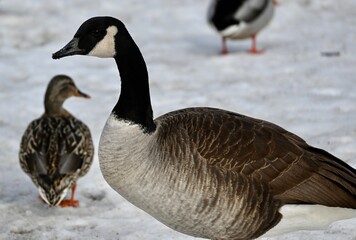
[{"left": 1, "top": 0, "right": 356, "bottom": 239}]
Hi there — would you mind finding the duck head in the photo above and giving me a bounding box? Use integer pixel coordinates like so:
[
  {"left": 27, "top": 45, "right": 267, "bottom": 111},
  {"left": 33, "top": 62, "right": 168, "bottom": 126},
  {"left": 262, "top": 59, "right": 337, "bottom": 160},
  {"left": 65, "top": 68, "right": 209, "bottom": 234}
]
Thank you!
[
  {"left": 45, "top": 75, "right": 90, "bottom": 116},
  {"left": 52, "top": 17, "right": 125, "bottom": 59}
]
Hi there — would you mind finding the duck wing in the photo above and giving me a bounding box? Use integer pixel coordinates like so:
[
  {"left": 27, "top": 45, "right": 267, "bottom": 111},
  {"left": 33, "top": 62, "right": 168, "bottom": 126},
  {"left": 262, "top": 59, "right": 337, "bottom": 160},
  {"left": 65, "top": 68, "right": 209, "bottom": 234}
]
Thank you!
[
  {"left": 19, "top": 117, "right": 94, "bottom": 185},
  {"left": 158, "top": 107, "right": 356, "bottom": 208},
  {"left": 20, "top": 118, "right": 53, "bottom": 181},
  {"left": 57, "top": 117, "right": 94, "bottom": 177}
]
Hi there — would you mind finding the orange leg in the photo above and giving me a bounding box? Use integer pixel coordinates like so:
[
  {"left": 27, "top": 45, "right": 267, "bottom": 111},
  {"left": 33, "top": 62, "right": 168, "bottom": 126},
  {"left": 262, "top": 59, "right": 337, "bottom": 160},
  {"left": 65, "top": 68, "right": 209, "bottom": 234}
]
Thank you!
[
  {"left": 220, "top": 36, "right": 228, "bottom": 55},
  {"left": 248, "top": 34, "right": 264, "bottom": 54},
  {"left": 60, "top": 183, "right": 79, "bottom": 208}
]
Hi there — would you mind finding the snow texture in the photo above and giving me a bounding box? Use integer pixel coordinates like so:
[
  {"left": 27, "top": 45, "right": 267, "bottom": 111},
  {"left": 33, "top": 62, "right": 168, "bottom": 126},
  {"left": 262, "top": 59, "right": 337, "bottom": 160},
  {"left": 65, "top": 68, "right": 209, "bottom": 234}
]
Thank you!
[{"left": 0, "top": 0, "right": 355, "bottom": 239}]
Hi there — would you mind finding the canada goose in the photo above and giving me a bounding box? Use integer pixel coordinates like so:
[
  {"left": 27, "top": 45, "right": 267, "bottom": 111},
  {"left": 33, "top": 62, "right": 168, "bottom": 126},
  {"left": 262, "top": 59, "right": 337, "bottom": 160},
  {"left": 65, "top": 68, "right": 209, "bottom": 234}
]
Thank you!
[
  {"left": 208, "top": 0, "right": 275, "bottom": 54},
  {"left": 19, "top": 75, "right": 94, "bottom": 207},
  {"left": 52, "top": 17, "right": 355, "bottom": 239}
]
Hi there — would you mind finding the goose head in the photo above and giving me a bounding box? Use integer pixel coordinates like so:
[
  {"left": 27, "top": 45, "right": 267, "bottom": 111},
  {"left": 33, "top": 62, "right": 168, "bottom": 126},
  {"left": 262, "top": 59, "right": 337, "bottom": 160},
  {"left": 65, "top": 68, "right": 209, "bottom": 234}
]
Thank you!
[
  {"left": 52, "top": 17, "right": 125, "bottom": 59},
  {"left": 45, "top": 75, "right": 90, "bottom": 116},
  {"left": 53, "top": 17, "right": 156, "bottom": 132}
]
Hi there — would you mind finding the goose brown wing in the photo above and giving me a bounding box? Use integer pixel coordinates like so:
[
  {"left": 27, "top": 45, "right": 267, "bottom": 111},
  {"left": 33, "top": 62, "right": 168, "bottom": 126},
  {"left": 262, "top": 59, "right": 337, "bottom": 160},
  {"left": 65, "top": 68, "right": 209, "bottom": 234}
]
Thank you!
[{"left": 159, "top": 107, "right": 356, "bottom": 208}]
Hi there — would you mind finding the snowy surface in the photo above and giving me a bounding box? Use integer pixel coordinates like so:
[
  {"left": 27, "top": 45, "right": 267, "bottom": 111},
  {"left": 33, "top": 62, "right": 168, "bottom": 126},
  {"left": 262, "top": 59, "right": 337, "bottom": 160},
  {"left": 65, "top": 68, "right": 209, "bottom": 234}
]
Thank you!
[{"left": 1, "top": 0, "right": 356, "bottom": 239}]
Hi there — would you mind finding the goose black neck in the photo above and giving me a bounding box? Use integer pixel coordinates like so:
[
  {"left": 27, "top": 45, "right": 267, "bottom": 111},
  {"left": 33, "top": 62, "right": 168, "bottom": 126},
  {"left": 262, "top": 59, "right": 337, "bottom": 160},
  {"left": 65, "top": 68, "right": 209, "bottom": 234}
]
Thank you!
[{"left": 112, "top": 33, "right": 156, "bottom": 133}]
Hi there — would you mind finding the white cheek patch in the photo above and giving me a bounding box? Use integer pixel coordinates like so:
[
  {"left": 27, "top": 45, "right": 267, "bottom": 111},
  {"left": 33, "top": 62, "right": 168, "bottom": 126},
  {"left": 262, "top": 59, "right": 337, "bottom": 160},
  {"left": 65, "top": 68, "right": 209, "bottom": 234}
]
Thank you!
[{"left": 88, "top": 25, "right": 118, "bottom": 58}]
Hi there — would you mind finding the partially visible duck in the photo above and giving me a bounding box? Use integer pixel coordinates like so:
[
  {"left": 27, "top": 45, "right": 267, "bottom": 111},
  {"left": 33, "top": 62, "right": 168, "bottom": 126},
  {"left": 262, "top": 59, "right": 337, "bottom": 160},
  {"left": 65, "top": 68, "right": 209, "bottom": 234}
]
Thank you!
[
  {"left": 19, "top": 75, "right": 94, "bottom": 207},
  {"left": 52, "top": 17, "right": 356, "bottom": 239},
  {"left": 208, "top": 0, "right": 275, "bottom": 54}
]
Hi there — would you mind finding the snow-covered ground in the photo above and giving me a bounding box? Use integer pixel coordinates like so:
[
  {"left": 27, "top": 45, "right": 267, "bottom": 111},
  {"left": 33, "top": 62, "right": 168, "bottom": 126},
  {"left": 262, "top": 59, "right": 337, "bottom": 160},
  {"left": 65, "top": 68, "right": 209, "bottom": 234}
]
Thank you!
[{"left": 0, "top": 0, "right": 355, "bottom": 239}]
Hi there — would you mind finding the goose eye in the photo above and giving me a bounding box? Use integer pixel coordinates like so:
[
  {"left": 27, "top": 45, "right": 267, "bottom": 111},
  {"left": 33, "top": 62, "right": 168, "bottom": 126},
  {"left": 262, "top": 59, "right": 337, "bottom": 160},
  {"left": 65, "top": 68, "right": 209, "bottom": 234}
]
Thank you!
[{"left": 91, "top": 29, "right": 104, "bottom": 38}]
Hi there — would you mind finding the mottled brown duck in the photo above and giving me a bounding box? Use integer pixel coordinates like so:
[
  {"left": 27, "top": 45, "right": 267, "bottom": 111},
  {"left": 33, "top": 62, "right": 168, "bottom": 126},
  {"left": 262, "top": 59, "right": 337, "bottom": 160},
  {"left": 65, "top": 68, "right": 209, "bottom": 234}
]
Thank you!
[
  {"left": 19, "top": 75, "right": 94, "bottom": 207},
  {"left": 52, "top": 17, "right": 355, "bottom": 239}
]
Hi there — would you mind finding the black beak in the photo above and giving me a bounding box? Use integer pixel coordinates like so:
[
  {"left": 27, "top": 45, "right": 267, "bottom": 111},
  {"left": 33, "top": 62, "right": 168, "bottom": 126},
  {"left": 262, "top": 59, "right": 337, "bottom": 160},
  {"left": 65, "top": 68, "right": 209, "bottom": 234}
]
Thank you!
[{"left": 52, "top": 38, "right": 85, "bottom": 59}]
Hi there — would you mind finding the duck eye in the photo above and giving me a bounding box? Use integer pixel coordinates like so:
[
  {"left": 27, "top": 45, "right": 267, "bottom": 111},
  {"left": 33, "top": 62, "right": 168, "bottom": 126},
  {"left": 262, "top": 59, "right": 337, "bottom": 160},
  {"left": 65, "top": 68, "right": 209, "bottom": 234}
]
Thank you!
[{"left": 66, "top": 80, "right": 74, "bottom": 86}]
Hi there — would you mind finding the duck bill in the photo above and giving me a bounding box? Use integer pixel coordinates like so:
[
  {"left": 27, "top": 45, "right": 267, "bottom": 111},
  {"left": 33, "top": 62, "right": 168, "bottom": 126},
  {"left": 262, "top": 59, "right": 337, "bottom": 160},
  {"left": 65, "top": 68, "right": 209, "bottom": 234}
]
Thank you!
[
  {"left": 52, "top": 38, "right": 85, "bottom": 59},
  {"left": 74, "top": 89, "right": 91, "bottom": 99}
]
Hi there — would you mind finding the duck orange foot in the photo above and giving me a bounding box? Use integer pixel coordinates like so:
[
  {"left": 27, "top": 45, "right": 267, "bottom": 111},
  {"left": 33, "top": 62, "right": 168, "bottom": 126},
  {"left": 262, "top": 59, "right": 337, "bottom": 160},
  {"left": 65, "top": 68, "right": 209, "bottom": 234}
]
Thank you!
[
  {"left": 59, "top": 182, "right": 79, "bottom": 207},
  {"left": 60, "top": 199, "right": 79, "bottom": 208}
]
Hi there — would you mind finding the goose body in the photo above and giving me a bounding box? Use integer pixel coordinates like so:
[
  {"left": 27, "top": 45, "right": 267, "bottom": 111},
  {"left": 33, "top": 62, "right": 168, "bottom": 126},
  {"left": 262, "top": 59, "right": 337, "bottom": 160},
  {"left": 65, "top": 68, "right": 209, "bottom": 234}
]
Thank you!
[
  {"left": 19, "top": 75, "right": 94, "bottom": 207},
  {"left": 100, "top": 111, "right": 282, "bottom": 239},
  {"left": 208, "top": 0, "right": 275, "bottom": 54},
  {"left": 53, "top": 17, "right": 356, "bottom": 239}
]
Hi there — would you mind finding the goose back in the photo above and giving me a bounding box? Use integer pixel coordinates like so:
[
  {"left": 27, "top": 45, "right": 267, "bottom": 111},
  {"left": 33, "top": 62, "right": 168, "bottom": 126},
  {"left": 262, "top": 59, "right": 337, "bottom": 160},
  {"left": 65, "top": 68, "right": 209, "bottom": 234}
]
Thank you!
[{"left": 157, "top": 107, "right": 356, "bottom": 208}]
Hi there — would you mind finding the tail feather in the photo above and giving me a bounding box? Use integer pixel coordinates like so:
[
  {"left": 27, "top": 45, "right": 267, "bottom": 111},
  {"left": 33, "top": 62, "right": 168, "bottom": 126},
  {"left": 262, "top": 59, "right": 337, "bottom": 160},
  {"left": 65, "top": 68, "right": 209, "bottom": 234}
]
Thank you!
[
  {"left": 313, "top": 147, "right": 356, "bottom": 194},
  {"left": 277, "top": 146, "right": 356, "bottom": 208}
]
